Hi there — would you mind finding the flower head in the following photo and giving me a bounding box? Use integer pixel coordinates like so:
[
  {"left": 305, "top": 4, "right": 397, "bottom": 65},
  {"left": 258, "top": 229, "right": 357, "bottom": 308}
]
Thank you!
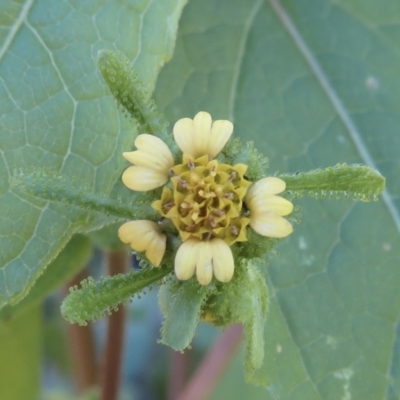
[{"left": 119, "top": 112, "right": 293, "bottom": 285}]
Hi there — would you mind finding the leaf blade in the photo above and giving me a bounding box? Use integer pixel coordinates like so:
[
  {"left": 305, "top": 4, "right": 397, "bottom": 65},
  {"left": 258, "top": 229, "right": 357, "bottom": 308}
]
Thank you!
[
  {"left": 0, "top": 305, "right": 41, "bottom": 400},
  {"left": 154, "top": 0, "right": 400, "bottom": 397},
  {"left": 0, "top": 0, "right": 187, "bottom": 307}
]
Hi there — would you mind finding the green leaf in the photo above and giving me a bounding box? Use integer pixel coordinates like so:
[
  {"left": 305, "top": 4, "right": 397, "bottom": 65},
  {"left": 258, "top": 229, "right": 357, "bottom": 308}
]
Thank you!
[
  {"left": 61, "top": 266, "right": 173, "bottom": 325},
  {"left": 280, "top": 163, "right": 385, "bottom": 201},
  {"left": 160, "top": 280, "right": 209, "bottom": 351},
  {"left": 0, "top": 305, "right": 41, "bottom": 400},
  {"left": 98, "top": 50, "right": 169, "bottom": 138},
  {"left": 88, "top": 222, "right": 123, "bottom": 251},
  {"left": 242, "top": 268, "right": 269, "bottom": 384},
  {"left": 11, "top": 168, "right": 157, "bottom": 221},
  {"left": 0, "top": 0, "right": 187, "bottom": 307},
  {"left": 0, "top": 234, "right": 92, "bottom": 321},
  {"left": 199, "top": 263, "right": 269, "bottom": 382},
  {"left": 154, "top": 0, "right": 400, "bottom": 397}
]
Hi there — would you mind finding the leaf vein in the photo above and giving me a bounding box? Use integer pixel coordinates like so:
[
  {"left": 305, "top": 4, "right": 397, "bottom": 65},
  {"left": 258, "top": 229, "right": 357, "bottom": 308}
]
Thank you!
[
  {"left": 24, "top": 20, "right": 78, "bottom": 171},
  {"left": 131, "top": 0, "right": 155, "bottom": 68},
  {"left": 0, "top": 0, "right": 36, "bottom": 64},
  {"left": 229, "top": 0, "right": 263, "bottom": 122}
]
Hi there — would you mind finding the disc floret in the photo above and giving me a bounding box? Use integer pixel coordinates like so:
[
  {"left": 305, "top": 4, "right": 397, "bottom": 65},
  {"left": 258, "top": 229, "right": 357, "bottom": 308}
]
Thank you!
[{"left": 153, "top": 154, "right": 251, "bottom": 245}]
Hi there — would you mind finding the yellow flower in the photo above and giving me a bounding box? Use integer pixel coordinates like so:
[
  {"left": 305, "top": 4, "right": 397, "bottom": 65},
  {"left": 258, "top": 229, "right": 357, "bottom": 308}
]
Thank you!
[{"left": 120, "top": 112, "right": 293, "bottom": 285}]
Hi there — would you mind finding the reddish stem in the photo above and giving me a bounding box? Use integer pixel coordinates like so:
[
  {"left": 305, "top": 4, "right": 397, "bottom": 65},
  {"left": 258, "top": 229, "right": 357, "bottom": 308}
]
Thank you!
[
  {"left": 64, "top": 270, "right": 97, "bottom": 393},
  {"left": 100, "top": 250, "right": 129, "bottom": 400},
  {"left": 177, "top": 324, "right": 243, "bottom": 400},
  {"left": 168, "top": 349, "right": 190, "bottom": 400}
]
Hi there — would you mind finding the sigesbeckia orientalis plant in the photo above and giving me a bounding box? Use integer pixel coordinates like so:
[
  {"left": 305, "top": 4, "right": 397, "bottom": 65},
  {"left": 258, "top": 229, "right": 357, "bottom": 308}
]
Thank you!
[
  {"left": 11, "top": 50, "right": 385, "bottom": 384},
  {"left": 118, "top": 111, "right": 293, "bottom": 286}
]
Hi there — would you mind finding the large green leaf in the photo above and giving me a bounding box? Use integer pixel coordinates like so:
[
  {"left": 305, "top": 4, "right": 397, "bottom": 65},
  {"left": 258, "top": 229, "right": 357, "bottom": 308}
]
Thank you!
[
  {"left": 0, "top": 305, "right": 41, "bottom": 400},
  {"left": 0, "top": 0, "right": 186, "bottom": 307},
  {"left": 0, "top": 234, "right": 92, "bottom": 320},
  {"left": 154, "top": 0, "right": 400, "bottom": 397}
]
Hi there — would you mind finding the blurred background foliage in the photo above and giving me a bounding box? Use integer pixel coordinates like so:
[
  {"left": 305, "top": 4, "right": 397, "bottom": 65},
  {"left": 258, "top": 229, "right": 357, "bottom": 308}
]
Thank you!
[{"left": 0, "top": 0, "right": 399, "bottom": 399}]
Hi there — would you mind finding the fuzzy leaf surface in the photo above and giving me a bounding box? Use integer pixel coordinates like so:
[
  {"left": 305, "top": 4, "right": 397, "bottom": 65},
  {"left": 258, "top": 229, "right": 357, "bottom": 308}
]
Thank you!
[{"left": 0, "top": 0, "right": 186, "bottom": 307}]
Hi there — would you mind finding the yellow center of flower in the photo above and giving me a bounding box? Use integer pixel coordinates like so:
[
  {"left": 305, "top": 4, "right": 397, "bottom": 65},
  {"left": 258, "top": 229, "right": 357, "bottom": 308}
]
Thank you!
[{"left": 152, "top": 154, "right": 252, "bottom": 245}]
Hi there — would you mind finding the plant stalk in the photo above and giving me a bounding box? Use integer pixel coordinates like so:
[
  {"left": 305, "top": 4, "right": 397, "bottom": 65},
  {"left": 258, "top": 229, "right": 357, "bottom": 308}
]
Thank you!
[
  {"left": 168, "top": 349, "right": 190, "bottom": 400},
  {"left": 177, "top": 324, "right": 243, "bottom": 400},
  {"left": 64, "top": 270, "right": 97, "bottom": 394},
  {"left": 100, "top": 250, "right": 129, "bottom": 400}
]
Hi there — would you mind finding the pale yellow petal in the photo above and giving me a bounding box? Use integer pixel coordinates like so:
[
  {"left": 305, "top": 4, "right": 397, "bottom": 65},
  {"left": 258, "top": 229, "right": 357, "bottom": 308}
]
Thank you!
[
  {"left": 246, "top": 177, "right": 286, "bottom": 204},
  {"left": 146, "top": 231, "right": 166, "bottom": 266},
  {"left": 122, "top": 150, "right": 172, "bottom": 173},
  {"left": 193, "top": 112, "right": 212, "bottom": 158},
  {"left": 174, "top": 239, "right": 198, "bottom": 281},
  {"left": 250, "top": 214, "right": 293, "bottom": 238},
  {"left": 173, "top": 112, "right": 234, "bottom": 160},
  {"left": 207, "top": 120, "right": 234, "bottom": 159},
  {"left": 248, "top": 195, "right": 294, "bottom": 216},
  {"left": 118, "top": 220, "right": 163, "bottom": 253},
  {"left": 123, "top": 150, "right": 165, "bottom": 172},
  {"left": 122, "top": 166, "right": 168, "bottom": 191},
  {"left": 123, "top": 151, "right": 140, "bottom": 165},
  {"left": 195, "top": 241, "right": 213, "bottom": 286},
  {"left": 118, "top": 221, "right": 138, "bottom": 244},
  {"left": 173, "top": 118, "right": 195, "bottom": 155},
  {"left": 134, "top": 134, "right": 174, "bottom": 168},
  {"left": 210, "top": 238, "right": 234, "bottom": 283}
]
